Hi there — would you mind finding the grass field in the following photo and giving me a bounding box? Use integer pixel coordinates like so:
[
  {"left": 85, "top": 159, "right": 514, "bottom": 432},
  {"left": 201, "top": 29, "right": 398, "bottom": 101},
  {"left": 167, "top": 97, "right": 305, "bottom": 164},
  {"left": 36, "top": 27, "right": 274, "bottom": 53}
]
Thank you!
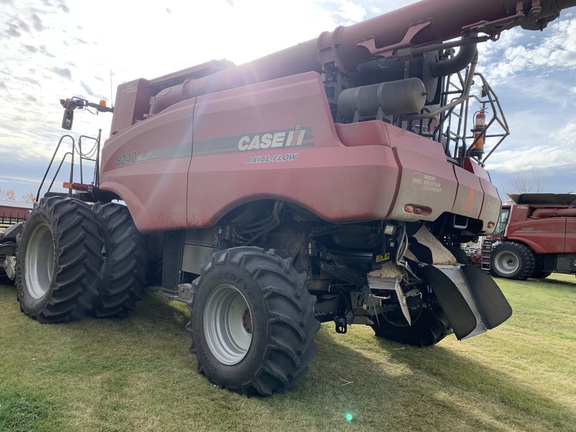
[{"left": 1, "top": 274, "right": 575, "bottom": 432}]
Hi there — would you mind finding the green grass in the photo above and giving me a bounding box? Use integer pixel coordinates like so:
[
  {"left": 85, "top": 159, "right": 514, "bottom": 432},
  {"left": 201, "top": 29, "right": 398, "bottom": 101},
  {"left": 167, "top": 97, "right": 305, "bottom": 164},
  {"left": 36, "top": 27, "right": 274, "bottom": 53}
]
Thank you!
[{"left": 1, "top": 274, "right": 575, "bottom": 432}]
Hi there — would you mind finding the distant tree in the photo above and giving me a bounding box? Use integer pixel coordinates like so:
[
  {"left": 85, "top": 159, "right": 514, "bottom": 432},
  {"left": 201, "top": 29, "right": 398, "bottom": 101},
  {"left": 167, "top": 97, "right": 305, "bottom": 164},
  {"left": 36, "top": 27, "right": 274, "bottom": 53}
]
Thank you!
[
  {"left": 22, "top": 193, "right": 37, "bottom": 203},
  {"left": 0, "top": 189, "right": 35, "bottom": 202},
  {"left": 0, "top": 189, "right": 18, "bottom": 201},
  {"left": 509, "top": 169, "right": 549, "bottom": 193}
]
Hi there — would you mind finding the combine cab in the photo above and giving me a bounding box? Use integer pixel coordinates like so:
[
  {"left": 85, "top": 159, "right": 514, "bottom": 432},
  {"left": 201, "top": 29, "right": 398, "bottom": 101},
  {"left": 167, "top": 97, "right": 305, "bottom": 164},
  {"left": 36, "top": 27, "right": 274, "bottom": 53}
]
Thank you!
[{"left": 2, "top": 0, "right": 575, "bottom": 396}]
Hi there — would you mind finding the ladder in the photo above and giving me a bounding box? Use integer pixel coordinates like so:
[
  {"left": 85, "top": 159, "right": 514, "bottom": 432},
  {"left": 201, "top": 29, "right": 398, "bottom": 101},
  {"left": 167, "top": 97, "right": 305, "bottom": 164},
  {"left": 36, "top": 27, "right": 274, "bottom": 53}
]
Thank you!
[{"left": 481, "top": 238, "right": 493, "bottom": 272}]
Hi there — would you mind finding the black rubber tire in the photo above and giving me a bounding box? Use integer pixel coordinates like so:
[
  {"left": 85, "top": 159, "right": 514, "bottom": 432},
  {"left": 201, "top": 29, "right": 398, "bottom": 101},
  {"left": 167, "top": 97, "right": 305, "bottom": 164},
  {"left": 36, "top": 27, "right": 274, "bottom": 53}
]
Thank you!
[
  {"left": 371, "top": 303, "right": 451, "bottom": 347},
  {"left": 187, "top": 246, "right": 320, "bottom": 396},
  {"left": 15, "top": 197, "right": 104, "bottom": 323},
  {"left": 91, "top": 203, "right": 148, "bottom": 318},
  {"left": 490, "top": 242, "right": 535, "bottom": 280}
]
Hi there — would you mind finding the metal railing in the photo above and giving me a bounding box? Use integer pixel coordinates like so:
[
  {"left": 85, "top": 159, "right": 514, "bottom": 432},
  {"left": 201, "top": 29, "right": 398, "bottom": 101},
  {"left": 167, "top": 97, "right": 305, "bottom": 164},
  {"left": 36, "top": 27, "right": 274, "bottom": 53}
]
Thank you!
[{"left": 36, "top": 130, "right": 102, "bottom": 201}]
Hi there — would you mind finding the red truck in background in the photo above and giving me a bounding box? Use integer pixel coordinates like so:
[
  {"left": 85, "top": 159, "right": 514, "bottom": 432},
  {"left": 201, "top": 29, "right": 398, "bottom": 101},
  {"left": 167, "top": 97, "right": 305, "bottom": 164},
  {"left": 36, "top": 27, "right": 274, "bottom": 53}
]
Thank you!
[
  {"left": 486, "top": 193, "right": 576, "bottom": 279},
  {"left": 2, "top": 0, "right": 576, "bottom": 396}
]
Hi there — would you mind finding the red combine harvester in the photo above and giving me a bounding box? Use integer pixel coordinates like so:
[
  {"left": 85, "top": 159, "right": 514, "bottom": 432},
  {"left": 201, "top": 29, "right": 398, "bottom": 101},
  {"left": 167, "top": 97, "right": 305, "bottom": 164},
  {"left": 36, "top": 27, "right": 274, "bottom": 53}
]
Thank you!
[
  {"left": 484, "top": 193, "right": 576, "bottom": 279},
  {"left": 2, "top": 0, "right": 575, "bottom": 395}
]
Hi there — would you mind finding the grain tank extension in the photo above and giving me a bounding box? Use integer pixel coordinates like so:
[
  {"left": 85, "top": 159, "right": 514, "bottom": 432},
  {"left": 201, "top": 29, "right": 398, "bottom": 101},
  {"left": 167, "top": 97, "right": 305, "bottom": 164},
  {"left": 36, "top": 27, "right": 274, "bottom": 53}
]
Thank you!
[{"left": 3, "top": 0, "right": 575, "bottom": 396}]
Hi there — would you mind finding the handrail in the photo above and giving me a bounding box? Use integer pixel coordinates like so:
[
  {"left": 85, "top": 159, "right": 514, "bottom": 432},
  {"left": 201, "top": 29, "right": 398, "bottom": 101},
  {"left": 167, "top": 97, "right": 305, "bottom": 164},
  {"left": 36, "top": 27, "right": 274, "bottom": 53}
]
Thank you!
[{"left": 36, "top": 131, "right": 102, "bottom": 201}]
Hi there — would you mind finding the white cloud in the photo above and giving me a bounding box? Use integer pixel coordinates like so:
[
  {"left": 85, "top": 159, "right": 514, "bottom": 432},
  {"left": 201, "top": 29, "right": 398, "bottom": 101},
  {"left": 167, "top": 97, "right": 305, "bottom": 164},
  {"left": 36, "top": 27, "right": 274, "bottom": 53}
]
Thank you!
[
  {"left": 478, "top": 14, "right": 576, "bottom": 85},
  {"left": 334, "top": 1, "right": 367, "bottom": 24},
  {"left": 551, "top": 118, "right": 576, "bottom": 146},
  {"left": 487, "top": 114, "right": 576, "bottom": 173}
]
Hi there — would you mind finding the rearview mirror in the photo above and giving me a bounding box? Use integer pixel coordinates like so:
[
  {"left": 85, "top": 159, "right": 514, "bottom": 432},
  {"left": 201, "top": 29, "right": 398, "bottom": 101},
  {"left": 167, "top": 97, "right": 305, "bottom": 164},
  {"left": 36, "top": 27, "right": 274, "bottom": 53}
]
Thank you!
[{"left": 62, "top": 108, "right": 73, "bottom": 130}]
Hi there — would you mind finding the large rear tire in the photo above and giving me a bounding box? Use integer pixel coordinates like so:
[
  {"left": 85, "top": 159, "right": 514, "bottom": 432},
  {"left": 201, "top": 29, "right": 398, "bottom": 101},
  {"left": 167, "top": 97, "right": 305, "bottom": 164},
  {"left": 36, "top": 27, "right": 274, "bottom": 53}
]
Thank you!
[
  {"left": 187, "top": 247, "right": 320, "bottom": 396},
  {"left": 91, "top": 203, "right": 148, "bottom": 318},
  {"left": 15, "top": 197, "right": 104, "bottom": 323},
  {"left": 371, "top": 302, "right": 451, "bottom": 347},
  {"left": 490, "top": 242, "right": 535, "bottom": 280}
]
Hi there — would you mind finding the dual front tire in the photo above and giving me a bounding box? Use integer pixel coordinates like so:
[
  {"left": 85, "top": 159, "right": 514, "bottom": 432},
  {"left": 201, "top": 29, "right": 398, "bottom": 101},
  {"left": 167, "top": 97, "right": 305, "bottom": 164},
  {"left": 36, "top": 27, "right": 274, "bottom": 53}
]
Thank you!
[
  {"left": 16, "top": 197, "right": 104, "bottom": 322},
  {"left": 16, "top": 197, "right": 146, "bottom": 322},
  {"left": 91, "top": 203, "right": 148, "bottom": 317}
]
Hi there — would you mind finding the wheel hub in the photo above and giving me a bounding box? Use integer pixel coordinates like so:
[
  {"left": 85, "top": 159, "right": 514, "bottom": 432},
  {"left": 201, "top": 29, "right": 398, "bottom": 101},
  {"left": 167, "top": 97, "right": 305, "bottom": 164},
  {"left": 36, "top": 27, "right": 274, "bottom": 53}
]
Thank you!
[
  {"left": 495, "top": 251, "right": 519, "bottom": 274},
  {"left": 242, "top": 308, "right": 252, "bottom": 334},
  {"left": 25, "top": 223, "right": 55, "bottom": 299},
  {"left": 203, "top": 284, "right": 253, "bottom": 365}
]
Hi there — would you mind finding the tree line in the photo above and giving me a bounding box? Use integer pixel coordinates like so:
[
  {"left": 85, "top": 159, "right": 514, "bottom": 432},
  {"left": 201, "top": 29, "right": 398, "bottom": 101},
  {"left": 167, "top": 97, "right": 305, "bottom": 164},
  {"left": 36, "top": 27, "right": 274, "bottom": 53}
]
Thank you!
[{"left": 0, "top": 189, "right": 36, "bottom": 203}]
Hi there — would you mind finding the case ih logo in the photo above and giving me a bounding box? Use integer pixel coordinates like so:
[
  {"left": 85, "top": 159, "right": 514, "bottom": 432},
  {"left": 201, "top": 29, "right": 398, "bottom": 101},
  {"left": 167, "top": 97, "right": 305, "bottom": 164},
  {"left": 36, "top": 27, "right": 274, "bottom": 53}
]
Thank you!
[
  {"left": 238, "top": 124, "right": 309, "bottom": 151},
  {"left": 190, "top": 124, "right": 313, "bottom": 157}
]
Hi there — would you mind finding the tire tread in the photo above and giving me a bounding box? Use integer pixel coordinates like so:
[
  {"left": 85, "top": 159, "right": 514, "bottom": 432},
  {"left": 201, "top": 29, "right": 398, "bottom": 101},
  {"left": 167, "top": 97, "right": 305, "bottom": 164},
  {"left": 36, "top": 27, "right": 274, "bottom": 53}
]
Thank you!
[
  {"left": 16, "top": 197, "right": 104, "bottom": 323},
  {"left": 188, "top": 246, "right": 319, "bottom": 396},
  {"left": 91, "top": 203, "right": 147, "bottom": 318}
]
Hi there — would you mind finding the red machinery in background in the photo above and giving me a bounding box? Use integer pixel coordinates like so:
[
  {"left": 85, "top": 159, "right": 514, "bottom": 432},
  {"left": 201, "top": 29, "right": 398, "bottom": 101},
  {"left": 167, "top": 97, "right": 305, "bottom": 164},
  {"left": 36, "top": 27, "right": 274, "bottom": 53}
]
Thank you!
[{"left": 485, "top": 194, "right": 576, "bottom": 279}]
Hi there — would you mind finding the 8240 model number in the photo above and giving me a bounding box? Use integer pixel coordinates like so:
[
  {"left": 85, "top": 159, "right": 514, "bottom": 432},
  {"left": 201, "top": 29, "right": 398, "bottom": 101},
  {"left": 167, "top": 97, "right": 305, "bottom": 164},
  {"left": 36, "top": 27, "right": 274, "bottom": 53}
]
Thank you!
[{"left": 115, "top": 151, "right": 137, "bottom": 167}]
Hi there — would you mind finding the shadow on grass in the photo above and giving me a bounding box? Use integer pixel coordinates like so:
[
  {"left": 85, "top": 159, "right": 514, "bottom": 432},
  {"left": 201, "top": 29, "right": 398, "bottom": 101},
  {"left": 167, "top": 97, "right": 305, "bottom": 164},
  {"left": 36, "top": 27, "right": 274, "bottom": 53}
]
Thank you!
[
  {"left": 532, "top": 276, "right": 576, "bottom": 288},
  {"left": 296, "top": 328, "right": 576, "bottom": 431},
  {"left": 492, "top": 273, "right": 576, "bottom": 289}
]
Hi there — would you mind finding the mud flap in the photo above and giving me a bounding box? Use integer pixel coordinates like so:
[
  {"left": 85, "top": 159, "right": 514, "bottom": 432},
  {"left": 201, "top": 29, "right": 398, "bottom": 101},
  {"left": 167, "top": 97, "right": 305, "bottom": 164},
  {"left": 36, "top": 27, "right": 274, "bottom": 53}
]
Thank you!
[{"left": 421, "top": 264, "right": 512, "bottom": 340}]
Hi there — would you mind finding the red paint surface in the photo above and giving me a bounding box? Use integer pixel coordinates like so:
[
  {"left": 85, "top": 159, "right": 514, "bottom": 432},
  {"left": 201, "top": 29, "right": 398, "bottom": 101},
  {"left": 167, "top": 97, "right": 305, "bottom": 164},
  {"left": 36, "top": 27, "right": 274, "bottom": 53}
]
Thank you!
[
  {"left": 100, "top": 72, "right": 500, "bottom": 233},
  {"left": 505, "top": 203, "right": 576, "bottom": 254}
]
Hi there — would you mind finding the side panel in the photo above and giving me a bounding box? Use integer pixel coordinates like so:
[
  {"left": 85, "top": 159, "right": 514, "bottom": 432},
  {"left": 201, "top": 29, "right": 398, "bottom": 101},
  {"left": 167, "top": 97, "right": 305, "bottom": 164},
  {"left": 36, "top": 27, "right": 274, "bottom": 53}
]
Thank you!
[
  {"left": 386, "top": 146, "right": 458, "bottom": 222},
  {"left": 187, "top": 73, "right": 401, "bottom": 226},
  {"left": 478, "top": 178, "right": 501, "bottom": 235},
  {"left": 507, "top": 218, "right": 567, "bottom": 254},
  {"left": 100, "top": 102, "right": 195, "bottom": 232},
  {"left": 451, "top": 165, "right": 483, "bottom": 220},
  {"left": 566, "top": 217, "right": 576, "bottom": 253},
  {"left": 463, "top": 159, "right": 501, "bottom": 234}
]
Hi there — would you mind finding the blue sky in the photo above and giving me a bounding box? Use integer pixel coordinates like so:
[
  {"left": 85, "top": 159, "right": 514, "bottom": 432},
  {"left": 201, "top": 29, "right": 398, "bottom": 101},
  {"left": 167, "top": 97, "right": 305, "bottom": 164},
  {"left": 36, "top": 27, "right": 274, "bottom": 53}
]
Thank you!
[{"left": 1, "top": 0, "right": 575, "bottom": 202}]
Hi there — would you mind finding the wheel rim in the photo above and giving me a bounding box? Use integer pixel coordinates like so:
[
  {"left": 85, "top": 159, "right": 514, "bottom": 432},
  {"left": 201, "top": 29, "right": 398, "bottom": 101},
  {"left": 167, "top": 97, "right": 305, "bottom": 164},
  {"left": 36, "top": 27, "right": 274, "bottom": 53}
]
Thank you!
[
  {"left": 25, "top": 223, "right": 55, "bottom": 299},
  {"left": 494, "top": 251, "right": 519, "bottom": 275},
  {"left": 203, "top": 284, "right": 253, "bottom": 365}
]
